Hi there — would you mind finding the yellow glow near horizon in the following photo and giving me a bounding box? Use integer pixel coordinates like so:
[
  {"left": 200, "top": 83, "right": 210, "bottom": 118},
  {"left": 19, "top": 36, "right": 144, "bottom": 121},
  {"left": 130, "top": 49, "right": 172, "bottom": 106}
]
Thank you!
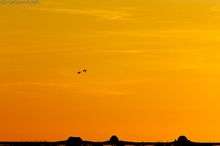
[{"left": 1, "top": 0, "right": 220, "bottom": 142}]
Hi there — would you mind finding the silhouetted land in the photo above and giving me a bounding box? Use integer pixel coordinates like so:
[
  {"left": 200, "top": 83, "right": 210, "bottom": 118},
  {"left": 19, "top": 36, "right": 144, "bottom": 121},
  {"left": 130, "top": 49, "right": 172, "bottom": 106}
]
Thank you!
[{"left": 0, "top": 135, "right": 219, "bottom": 146}]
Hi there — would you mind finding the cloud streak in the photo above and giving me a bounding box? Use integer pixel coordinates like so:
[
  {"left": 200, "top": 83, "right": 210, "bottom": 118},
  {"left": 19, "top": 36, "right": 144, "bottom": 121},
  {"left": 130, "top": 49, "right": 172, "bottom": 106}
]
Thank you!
[
  {"left": 95, "top": 49, "right": 142, "bottom": 54},
  {"left": 39, "top": 8, "right": 133, "bottom": 20},
  {"left": 0, "top": 82, "right": 70, "bottom": 88}
]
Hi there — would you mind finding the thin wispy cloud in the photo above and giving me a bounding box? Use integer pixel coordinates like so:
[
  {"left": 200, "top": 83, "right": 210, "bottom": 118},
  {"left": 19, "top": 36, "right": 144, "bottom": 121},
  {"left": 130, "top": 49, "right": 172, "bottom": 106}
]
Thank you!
[
  {"left": 93, "top": 88, "right": 129, "bottom": 96},
  {"left": 95, "top": 49, "right": 142, "bottom": 54},
  {"left": 0, "top": 82, "right": 70, "bottom": 88},
  {"left": 211, "top": 6, "right": 220, "bottom": 12},
  {"left": 103, "top": 29, "right": 220, "bottom": 40},
  {"left": 39, "top": 8, "right": 133, "bottom": 20}
]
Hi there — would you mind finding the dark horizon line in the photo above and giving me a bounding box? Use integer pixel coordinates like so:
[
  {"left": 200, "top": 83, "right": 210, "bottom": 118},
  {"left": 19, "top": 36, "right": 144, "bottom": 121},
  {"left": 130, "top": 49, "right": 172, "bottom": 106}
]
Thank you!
[{"left": 1, "top": 135, "right": 220, "bottom": 144}]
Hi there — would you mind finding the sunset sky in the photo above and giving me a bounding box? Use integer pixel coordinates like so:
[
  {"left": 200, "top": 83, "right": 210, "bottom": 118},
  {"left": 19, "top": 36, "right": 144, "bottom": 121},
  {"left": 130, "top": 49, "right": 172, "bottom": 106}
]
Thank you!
[{"left": 1, "top": 0, "right": 220, "bottom": 142}]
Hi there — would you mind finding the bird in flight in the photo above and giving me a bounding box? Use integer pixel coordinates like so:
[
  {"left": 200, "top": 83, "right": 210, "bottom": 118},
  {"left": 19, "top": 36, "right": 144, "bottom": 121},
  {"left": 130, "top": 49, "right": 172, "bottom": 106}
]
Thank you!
[{"left": 77, "top": 69, "right": 87, "bottom": 74}]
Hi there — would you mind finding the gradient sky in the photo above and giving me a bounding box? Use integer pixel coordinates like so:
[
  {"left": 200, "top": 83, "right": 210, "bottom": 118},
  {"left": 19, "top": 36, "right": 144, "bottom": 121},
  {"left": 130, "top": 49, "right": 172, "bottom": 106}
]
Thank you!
[{"left": 1, "top": 0, "right": 220, "bottom": 142}]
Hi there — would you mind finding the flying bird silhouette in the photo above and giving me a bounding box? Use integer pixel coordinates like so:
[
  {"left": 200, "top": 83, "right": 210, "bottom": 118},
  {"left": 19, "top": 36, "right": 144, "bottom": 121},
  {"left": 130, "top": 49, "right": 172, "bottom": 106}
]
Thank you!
[
  {"left": 83, "top": 69, "right": 87, "bottom": 73},
  {"left": 77, "top": 72, "right": 81, "bottom": 74}
]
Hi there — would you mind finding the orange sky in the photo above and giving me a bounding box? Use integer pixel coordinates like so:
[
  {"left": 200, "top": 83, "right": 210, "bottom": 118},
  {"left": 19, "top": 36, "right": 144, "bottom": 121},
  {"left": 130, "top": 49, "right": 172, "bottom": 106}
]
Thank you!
[{"left": 1, "top": 0, "right": 220, "bottom": 142}]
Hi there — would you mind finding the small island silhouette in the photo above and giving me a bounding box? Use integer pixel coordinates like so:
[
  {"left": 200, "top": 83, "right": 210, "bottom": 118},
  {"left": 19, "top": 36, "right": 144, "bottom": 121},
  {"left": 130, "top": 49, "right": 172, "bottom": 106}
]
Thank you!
[{"left": 0, "top": 135, "right": 216, "bottom": 146}]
